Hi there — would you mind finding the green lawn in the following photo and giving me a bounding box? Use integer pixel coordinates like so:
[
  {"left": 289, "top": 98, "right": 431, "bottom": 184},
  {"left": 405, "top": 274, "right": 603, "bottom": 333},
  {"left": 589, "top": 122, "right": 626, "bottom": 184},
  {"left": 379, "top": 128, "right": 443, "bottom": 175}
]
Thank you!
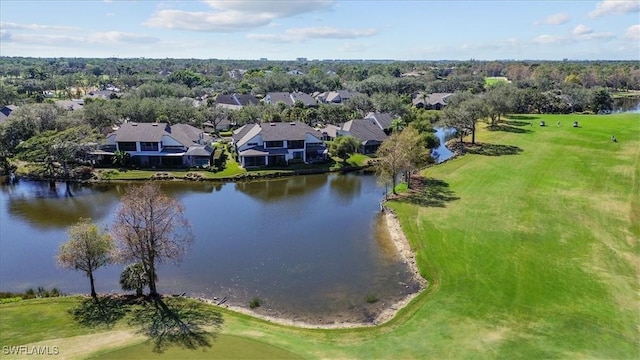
[
  {"left": 484, "top": 76, "right": 510, "bottom": 86},
  {"left": 2, "top": 113, "right": 638, "bottom": 359}
]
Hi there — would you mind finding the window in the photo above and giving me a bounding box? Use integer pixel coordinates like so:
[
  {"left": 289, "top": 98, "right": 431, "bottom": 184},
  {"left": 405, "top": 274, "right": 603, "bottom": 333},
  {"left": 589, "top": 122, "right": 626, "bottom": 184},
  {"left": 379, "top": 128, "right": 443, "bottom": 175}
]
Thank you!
[
  {"left": 287, "top": 140, "right": 304, "bottom": 149},
  {"left": 118, "top": 142, "right": 136, "bottom": 151},
  {"left": 140, "top": 142, "right": 158, "bottom": 151},
  {"left": 265, "top": 141, "right": 284, "bottom": 148},
  {"left": 292, "top": 151, "right": 303, "bottom": 160}
]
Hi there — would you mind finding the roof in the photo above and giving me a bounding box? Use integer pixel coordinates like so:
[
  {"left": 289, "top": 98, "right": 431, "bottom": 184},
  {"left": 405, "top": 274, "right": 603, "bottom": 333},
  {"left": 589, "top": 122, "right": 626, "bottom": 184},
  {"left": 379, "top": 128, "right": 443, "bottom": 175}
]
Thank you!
[
  {"left": 318, "top": 124, "right": 340, "bottom": 138},
  {"left": 291, "top": 92, "right": 317, "bottom": 107},
  {"left": 365, "top": 112, "right": 395, "bottom": 130},
  {"left": 239, "top": 147, "right": 289, "bottom": 157},
  {"left": 111, "top": 122, "right": 170, "bottom": 142},
  {"left": 233, "top": 122, "right": 323, "bottom": 147},
  {"left": 0, "top": 104, "right": 18, "bottom": 123},
  {"left": 110, "top": 122, "right": 209, "bottom": 147},
  {"left": 55, "top": 99, "right": 84, "bottom": 110},
  {"left": 185, "top": 145, "right": 213, "bottom": 157},
  {"left": 265, "top": 92, "right": 294, "bottom": 106},
  {"left": 413, "top": 92, "right": 454, "bottom": 107},
  {"left": 341, "top": 119, "right": 389, "bottom": 144},
  {"left": 259, "top": 122, "right": 322, "bottom": 142},
  {"left": 215, "top": 93, "right": 259, "bottom": 107}
]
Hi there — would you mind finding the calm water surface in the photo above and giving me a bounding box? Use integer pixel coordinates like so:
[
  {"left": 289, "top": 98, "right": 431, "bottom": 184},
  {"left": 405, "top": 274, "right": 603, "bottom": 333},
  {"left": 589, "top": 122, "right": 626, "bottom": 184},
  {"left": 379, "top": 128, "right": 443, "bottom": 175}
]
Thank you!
[{"left": 0, "top": 174, "right": 419, "bottom": 323}]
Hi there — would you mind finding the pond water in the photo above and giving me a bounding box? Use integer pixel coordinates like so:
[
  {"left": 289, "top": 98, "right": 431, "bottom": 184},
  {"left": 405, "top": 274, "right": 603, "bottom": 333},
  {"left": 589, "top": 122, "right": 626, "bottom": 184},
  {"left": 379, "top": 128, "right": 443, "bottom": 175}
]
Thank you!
[
  {"left": 432, "top": 127, "right": 456, "bottom": 163},
  {"left": 0, "top": 174, "right": 419, "bottom": 323}
]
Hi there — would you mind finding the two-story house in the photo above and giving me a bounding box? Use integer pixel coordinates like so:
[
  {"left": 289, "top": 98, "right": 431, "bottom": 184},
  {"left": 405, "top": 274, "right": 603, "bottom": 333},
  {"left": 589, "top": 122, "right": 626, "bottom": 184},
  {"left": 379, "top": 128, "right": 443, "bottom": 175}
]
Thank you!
[
  {"left": 232, "top": 122, "right": 327, "bottom": 168},
  {"left": 100, "top": 122, "right": 213, "bottom": 167}
]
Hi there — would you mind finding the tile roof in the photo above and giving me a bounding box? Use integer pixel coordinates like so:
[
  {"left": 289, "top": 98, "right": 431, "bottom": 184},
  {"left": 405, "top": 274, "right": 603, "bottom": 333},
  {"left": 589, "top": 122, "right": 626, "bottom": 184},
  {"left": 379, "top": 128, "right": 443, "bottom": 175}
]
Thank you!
[
  {"left": 265, "top": 92, "right": 294, "bottom": 106},
  {"left": 341, "top": 119, "right": 388, "bottom": 144},
  {"left": 233, "top": 122, "right": 323, "bottom": 147},
  {"left": 259, "top": 122, "right": 322, "bottom": 142},
  {"left": 111, "top": 122, "right": 209, "bottom": 147},
  {"left": 365, "top": 112, "right": 395, "bottom": 130}
]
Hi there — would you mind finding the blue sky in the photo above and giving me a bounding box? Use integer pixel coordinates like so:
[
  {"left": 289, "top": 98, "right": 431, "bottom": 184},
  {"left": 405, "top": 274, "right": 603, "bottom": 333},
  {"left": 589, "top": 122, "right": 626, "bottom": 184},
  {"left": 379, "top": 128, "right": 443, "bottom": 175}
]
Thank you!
[{"left": 1, "top": 0, "right": 638, "bottom": 60}]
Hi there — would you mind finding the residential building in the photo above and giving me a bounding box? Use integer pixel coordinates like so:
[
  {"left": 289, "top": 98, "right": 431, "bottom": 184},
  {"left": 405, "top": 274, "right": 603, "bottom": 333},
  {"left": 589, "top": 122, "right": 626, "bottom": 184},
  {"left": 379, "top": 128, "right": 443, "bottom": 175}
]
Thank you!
[
  {"left": 263, "top": 92, "right": 317, "bottom": 107},
  {"left": 0, "top": 105, "right": 18, "bottom": 124},
  {"left": 232, "top": 122, "right": 327, "bottom": 167},
  {"left": 413, "top": 92, "right": 454, "bottom": 110},
  {"left": 96, "top": 122, "right": 214, "bottom": 167},
  {"left": 319, "top": 118, "right": 388, "bottom": 154},
  {"left": 365, "top": 112, "right": 397, "bottom": 134},
  {"left": 336, "top": 118, "right": 389, "bottom": 154},
  {"left": 215, "top": 93, "right": 259, "bottom": 110},
  {"left": 315, "top": 90, "right": 365, "bottom": 104}
]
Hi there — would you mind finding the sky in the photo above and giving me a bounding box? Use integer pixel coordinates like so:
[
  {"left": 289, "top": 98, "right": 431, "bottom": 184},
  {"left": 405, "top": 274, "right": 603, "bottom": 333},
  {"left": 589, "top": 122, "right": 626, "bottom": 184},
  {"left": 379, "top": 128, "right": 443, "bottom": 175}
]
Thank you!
[{"left": 0, "top": 0, "right": 638, "bottom": 60}]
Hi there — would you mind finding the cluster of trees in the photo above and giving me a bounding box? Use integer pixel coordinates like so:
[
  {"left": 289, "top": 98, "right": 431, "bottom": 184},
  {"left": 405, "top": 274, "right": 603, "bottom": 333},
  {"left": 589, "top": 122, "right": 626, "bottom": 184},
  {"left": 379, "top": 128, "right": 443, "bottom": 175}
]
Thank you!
[
  {"left": 0, "top": 57, "right": 636, "bottom": 177},
  {"left": 57, "top": 182, "right": 193, "bottom": 300}
]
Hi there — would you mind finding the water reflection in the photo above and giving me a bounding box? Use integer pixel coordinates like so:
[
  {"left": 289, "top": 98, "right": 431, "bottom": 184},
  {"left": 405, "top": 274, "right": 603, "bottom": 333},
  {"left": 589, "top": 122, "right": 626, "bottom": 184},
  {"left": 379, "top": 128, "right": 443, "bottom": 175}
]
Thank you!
[
  {"left": 0, "top": 174, "right": 419, "bottom": 323},
  {"left": 4, "top": 181, "right": 120, "bottom": 229},
  {"left": 235, "top": 175, "right": 326, "bottom": 202},
  {"left": 432, "top": 128, "right": 455, "bottom": 163}
]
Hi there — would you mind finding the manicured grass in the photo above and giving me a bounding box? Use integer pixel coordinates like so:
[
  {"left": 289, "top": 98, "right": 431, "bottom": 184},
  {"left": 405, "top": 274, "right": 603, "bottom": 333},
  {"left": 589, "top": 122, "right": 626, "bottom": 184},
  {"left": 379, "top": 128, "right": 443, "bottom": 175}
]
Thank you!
[
  {"left": 484, "top": 76, "right": 510, "bottom": 86},
  {"left": 88, "top": 334, "right": 303, "bottom": 360},
  {"left": 2, "top": 113, "right": 638, "bottom": 359}
]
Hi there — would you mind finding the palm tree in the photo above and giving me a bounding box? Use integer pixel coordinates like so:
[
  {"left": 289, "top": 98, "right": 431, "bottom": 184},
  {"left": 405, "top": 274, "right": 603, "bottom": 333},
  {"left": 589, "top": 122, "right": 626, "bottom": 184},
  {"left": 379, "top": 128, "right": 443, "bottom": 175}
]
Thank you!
[
  {"left": 119, "top": 263, "right": 149, "bottom": 297},
  {"left": 112, "top": 150, "right": 130, "bottom": 168}
]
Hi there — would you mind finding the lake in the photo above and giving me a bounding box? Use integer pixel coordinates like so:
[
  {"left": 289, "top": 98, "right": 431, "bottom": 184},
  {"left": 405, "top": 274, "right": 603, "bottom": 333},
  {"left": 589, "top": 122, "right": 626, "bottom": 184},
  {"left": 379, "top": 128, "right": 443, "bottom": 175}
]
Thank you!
[{"left": 0, "top": 173, "right": 420, "bottom": 324}]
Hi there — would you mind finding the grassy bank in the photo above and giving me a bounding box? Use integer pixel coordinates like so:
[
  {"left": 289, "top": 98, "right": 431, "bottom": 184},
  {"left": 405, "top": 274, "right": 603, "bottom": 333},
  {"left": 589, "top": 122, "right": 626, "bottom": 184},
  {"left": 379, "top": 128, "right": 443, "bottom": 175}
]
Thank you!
[{"left": 1, "top": 113, "right": 638, "bottom": 359}]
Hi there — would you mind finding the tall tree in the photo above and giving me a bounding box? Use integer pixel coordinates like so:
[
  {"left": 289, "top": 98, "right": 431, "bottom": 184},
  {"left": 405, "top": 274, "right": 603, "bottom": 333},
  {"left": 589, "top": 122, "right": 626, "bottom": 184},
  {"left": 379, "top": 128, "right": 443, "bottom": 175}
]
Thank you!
[
  {"left": 112, "top": 182, "right": 194, "bottom": 297},
  {"left": 57, "top": 218, "right": 114, "bottom": 300},
  {"left": 375, "top": 132, "right": 404, "bottom": 195}
]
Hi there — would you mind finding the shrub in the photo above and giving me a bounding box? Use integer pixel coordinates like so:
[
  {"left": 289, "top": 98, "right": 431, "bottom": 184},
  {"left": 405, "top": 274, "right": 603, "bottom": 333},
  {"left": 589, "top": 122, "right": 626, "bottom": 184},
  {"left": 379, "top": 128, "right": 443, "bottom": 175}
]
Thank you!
[
  {"left": 249, "top": 297, "right": 262, "bottom": 309},
  {"left": 365, "top": 294, "right": 378, "bottom": 304}
]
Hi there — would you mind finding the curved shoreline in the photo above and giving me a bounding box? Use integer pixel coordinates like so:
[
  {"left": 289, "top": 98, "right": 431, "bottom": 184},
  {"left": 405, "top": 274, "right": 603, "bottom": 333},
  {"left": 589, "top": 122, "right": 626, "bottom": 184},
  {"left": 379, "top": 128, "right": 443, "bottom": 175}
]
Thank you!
[{"left": 192, "top": 210, "right": 427, "bottom": 329}]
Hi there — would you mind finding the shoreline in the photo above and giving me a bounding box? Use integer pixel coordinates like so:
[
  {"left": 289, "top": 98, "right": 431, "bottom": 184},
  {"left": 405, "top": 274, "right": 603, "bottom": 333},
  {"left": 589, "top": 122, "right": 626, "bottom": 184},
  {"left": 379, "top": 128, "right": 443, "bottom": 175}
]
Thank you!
[{"left": 190, "top": 209, "right": 427, "bottom": 329}]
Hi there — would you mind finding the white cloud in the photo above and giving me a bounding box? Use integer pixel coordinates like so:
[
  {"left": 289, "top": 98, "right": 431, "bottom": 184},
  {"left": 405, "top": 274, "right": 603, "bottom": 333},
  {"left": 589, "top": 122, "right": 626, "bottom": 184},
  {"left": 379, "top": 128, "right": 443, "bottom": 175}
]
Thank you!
[
  {"left": 87, "top": 31, "right": 160, "bottom": 45},
  {"left": 145, "top": 0, "right": 334, "bottom": 32},
  {"left": 624, "top": 24, "right": 640, "bottom": 40},
  {"left": 573, "top": 24, "right": 593, "bottom": 35},
  {"left": 247, "top": 27, "right": 377, "bottom": 43},
  {"left": 4, "top": 31, "right": 159, "bottom": 46},
  {"left": 589, "top": 0, "right": 640, "bottom": 18},
  {"left": 0, "top": 29, "right": 12, "bottom": 41},
  {"left": 202, "top": 0, "right": 333, "bottom": 18},
  {"left": 546, "top": 13, "right": 570, "bottom": 25},
  {"left": 533, "top": 34, "right": 568, "bottom": 45},
  {"left": 0, "top": 22, "right": 78, "bottom": 31}
]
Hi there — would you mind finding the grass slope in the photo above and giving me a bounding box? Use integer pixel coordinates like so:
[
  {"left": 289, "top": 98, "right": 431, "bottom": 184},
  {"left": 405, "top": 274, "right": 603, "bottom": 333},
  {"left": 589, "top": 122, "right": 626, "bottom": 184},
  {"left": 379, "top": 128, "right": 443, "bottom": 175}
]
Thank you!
[{"left": 1, "top": 113, "right": 638, "bottom": 359}]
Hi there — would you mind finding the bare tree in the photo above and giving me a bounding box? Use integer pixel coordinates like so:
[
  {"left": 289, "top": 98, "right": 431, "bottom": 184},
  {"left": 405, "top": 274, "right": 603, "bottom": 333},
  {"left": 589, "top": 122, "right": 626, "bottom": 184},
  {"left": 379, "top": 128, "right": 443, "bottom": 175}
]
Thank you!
[
  {"left": 375, "top": 132, "right": 405, "bottom": 195},
  {"left": 112, "top": 182, "right": 193, "bottom": 297},
  {"left": 57, "top": 218, "right": 114, "bottom": 300}
]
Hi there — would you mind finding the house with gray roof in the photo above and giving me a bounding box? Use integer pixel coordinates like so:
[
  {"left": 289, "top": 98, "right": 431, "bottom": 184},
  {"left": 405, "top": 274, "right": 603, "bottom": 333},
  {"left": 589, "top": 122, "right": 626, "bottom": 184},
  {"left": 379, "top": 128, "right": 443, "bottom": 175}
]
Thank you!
[
  {"left": 215, "top": 93, "right": 259, "bottom": 110},
  {"left": 232, "top": 122, "right": 327, "bottom": 167},
  {"left": 365, "top": 112, "right": 397, "bottom": 134},
  {"left": 97, "top": 122, "right": 213, "bottom": 167},
  {"left": 263, "top": 92, "right": 317, "bottom": 107},
  {"left": 0, "top": 105, "right": 18, "bottom": 124},
  {"left": 316, "top": 90, "right": 364, "bottom": 104},
  {"left": 413, "top": 92, "right": 454, "bottom": 110},
  {"left": 319, "top": 117, "right": 389, "bottom": 154},
  {"left": 55, "top": 99, "right": 84, "bottom": 111},
  {"left": 338, "top": 118, "right": 388, "bottom": 154}
]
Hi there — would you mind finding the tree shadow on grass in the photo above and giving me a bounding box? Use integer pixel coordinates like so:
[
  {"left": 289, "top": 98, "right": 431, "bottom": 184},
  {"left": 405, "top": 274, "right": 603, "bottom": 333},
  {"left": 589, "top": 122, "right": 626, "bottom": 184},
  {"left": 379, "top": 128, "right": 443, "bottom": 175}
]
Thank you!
[
  {"left": 128, "top": 297, "right": 224, "bottom": 353},
  {"left": 397, "top": 177, "right": 460, "bottom": 208},
  {"left": 488, "top": 124, "right": 533, "bottom": 134},
  {"left": 69, "top": 295, "right": 134, "bottom": 329},
  {"left": 507, "top": 115, "right": 539, "bottom": 120},
  {"left": 466, "top": 143, "right": 523, "bottom": 156}
]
